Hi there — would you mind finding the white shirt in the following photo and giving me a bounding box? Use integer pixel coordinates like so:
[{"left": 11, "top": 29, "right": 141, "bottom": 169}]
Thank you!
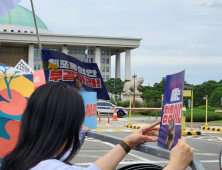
[{"left": 30, "top": 159, "right": 100, "bottom": 170}]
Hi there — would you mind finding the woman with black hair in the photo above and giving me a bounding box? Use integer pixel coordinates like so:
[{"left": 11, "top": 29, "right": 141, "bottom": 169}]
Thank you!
[{"left": 1, "top": 82, "right": 193, "bottom": 170}]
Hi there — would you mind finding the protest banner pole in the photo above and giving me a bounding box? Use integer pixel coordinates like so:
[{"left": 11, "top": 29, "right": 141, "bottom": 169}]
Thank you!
[{"left": 30, "top": 0, "right": 42, "bottom": 61}]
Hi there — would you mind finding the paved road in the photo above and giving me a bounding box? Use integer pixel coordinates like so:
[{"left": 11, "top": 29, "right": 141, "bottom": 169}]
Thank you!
[{"left": 70, "top": 117, "right": 221, "bottom": 170}]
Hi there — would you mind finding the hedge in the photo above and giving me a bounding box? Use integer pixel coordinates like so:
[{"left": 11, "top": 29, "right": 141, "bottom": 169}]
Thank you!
[{"left": 186, "top": 109, "right": 222, "bottom": 122}]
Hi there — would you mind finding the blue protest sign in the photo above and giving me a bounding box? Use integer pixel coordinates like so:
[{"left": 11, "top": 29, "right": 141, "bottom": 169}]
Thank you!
[
  {"left": 42, "top": 50, "right": 110, "bottom": 100},
  {"left": 158, "top": 70, "right": 185, "bottom": 150},
  {"left": 81, "top": 91, "right": 97, "bottom": 129}
]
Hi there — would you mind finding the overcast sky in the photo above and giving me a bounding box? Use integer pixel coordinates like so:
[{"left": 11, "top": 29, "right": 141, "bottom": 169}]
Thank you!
[{"left": 19, "top": 0, "right": 222, "bottom": 86}]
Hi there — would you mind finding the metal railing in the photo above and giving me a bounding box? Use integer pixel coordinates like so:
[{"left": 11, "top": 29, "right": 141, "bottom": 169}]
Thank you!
[{"left": 87, "top": 131, "right": 205, "bottom": 170}]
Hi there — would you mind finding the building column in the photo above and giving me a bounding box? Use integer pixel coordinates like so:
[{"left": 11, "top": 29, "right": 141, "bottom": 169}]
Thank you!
[
  {"left": 115, "top": 51, "right": 121, "bottom": 79},
  {"left": 125, "top": 48, "right": 131, "bottom": 80},
  {"left": 95, "top": 46, "right": 101, "bottom": 70},
  {"left": 62, "top": 45, "right": 68, "bottom": 54},
  {"left": 28, "top": 43, "right": 34, "bottom": 70}
]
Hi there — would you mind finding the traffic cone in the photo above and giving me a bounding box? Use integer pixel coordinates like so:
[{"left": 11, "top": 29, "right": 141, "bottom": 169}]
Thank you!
[{"left": 112, "top": 107, "right": 118, "bottom": 121}]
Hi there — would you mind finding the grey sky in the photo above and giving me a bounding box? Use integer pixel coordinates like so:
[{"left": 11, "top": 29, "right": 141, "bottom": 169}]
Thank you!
[{"left": 19, "top": 0, "right": 222, "bottom": 86}]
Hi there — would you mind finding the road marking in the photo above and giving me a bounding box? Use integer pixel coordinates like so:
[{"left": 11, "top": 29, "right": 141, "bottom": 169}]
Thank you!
[
  {"left": 113, "top": 129, "right": 123, "bottom": 132},
  {"left": 97, "top": 124, "right": 110, "bottom": 127}
]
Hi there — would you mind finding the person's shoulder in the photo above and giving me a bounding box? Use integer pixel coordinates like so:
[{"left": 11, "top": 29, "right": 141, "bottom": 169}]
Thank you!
[
  {"left": 30, "top": 159, "right": 100, "bottom": 170},
  {"left": 30, "top": 159, "right": 73, "bottom": 170}
]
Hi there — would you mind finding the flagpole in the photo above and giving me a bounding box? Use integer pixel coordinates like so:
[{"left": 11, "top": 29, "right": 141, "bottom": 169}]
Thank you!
[{"left": 30, "top": 0, "right": 43, "bottom": 61}]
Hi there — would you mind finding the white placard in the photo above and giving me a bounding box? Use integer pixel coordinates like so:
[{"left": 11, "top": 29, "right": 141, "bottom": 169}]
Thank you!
[{"left": 14, "top": 59, "right": 34, "bottom": 74}]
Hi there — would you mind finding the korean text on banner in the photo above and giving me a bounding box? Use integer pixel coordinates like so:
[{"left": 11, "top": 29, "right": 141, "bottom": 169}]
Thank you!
[
  {"left": 0, "top": 65, "right": 34, "bottom": 164},
  {"left": 42, "top": 49, "right": 110, "bottom": 100},
  {"left": 81, "top": 92, "right": 97, "bottom": 129},
  {"left": 158, "top": 70, "right": 185, "bottom": 151},
  {"left": 15, "top": 59, "right": 34, "bottom": 74}
]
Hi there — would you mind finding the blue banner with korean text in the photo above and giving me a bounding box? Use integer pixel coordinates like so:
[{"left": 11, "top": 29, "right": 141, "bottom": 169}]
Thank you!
[
  {"left": 42, "top": 50, "right": 110, "bottom": 100},
  {"left": 158, "top": 70, "right": 185, "bottom": 150}
]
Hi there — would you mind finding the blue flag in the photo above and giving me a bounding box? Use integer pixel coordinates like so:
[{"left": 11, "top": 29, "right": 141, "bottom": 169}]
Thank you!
[
  {"left": 84, "top": 46, "right": 88, "bottom": 59},
  {"left": 42, "top": 49, "right": 110, "bottom": 100}
]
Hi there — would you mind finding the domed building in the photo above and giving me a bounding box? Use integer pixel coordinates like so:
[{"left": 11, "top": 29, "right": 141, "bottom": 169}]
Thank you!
[{"left": 0, "top": 5, "right": 141, "bottom": 81}]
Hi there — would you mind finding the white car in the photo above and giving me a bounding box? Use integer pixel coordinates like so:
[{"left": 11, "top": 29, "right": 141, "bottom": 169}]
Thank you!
[{"left": 97, "top": 101, "right": 127, "bottom": 118}]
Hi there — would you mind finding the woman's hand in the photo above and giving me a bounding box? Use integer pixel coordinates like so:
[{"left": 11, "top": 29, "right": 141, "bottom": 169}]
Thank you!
[
  {"left": 82, "top": 125, "right": 90, "bottom": 131},
  {"left": 163, "top": 137, "right": 194, "bottom": 170},
  {"left": 123, "top": 121, "right": 160, "bottom": 149}
]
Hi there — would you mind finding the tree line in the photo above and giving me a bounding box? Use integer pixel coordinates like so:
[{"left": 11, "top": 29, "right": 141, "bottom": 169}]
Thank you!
[{"left": 104, "top": 78, "right": 222, "bottom": 108}]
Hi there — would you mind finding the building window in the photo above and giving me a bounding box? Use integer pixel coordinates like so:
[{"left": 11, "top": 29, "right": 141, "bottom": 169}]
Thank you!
[
  {"left": 34, "top": 48, "right": 37, "bottom": 53},
  {"left": 79, "top": 58, "right": 81, "bottom": 61},
  {"left": 102, "top": 50, "right": 105, "bottom": 55},
  {"left": 91, "top": 58, "right": 93, "bottom": 63},
  {"left": 24, "top": 31, "right": 27, "bottom": 33},
  {"left": 38, "top": 56, "right": 41, "bottom": 61},
  {"left": 91, "top": 50, "right": 93, "bottom": 55},
  {"left": 50, "top": 48, "right": 53, "bottom": 50},
  {"left": 34, "top": 64, "right": 36, "bottom": 70},
  {"left": 31, "top": 31, "right": 33, "bottom": 33},
  {"left": 59, "top": 48, "right": 61, "bottom": 51},
  {"left": 102, "top": 58, "right": 105, "bottom": 64},
  {"left": 106, "top": 75, "right": 109, "bottom": 80},
  {"left": 106, "top": 59, "right": 109, "bottom": 64},
  {"left": 67, "top": 49, "right": 69, "bottom": 54},
  {"left": 82, "top": 49, "right": 85, "bottom": 54},
  {"left": 34, "top": 56, "right": 36, "bottom": 61},
  {"left": 102, "top": 75, "right": 105, "bottom": 80},
  {"left": 54, "top": 48, "right": 57, "bottom": 51},
  {"left": 83, "top": 58, "right": 85, "bottom": 62},
  {"left": 38, "top": 65, "right": 40, "bottom": 70},
  {"left": 38, "top": 49, "right": 40, "bottom": 53},
  {"left": 106, "top": 67, "right": 109, "bottom": 72},
  {"left": 18, "top": 30, "right": 21, "bottom": 33},
  {"left": 106, "top": 50, "right": 109, "bottom": 55},
  {"left": 75, "top": 49, "right": 77, "bottom": 54},
  {"left": 71, "top": 49, "right": 73, "bottom": 54},
  {"left": 79, "top": 49, "right": 81, "bottom": 54},
  {"left": 4, "top": 29, "right": 7, "bottom": 32},
  {"left": 11, "top": 30, "right": 14, "bottom": 32},
  {"left": 102, "top": 67, "right": 105, "bottom": 72}
]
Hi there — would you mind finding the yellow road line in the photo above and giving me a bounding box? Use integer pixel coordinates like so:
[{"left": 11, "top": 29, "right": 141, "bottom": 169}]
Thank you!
[{"left": 113, "top": 129, "right": 123, "bottom": 132}]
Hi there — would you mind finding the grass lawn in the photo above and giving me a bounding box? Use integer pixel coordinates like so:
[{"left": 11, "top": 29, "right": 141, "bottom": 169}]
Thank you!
[{"left": 209, "top": 120, "right": 222, "bottom": 123}]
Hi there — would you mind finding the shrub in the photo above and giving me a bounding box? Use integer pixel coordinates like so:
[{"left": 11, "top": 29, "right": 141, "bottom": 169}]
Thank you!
[
  {"left": 196, "top": 105, "right": 217, "bottom": 112},
  {"left": 118, "top": 101, "right": 142, "bottom": 108},
  {"left": 186, "top": 109, "right": 222, "bottom": 122},
  {"left": 115, "top": 101, "right": 122, "bottom": 107},
  {"left": 135, "top": 110, "right": 151, "bottom": 116},
  {"left": 209, "top": 87, "right": 222, "bottom": 108},
  {"left": 150, "top": 110, "right": 162, "bottom": 116}
]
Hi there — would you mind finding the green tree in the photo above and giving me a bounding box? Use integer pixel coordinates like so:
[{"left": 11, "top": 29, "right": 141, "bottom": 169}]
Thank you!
[
  {"left": 193, "top": 80, "right": 220, "bottom": 107},
  {"left": 153, "top": 77, "right": 166, "bottom": 93},
  {"left": 138, "top": 85, "right": 153, "bottom": 93},
  {"left": 104, "top": 78, "right": 124, "bottom": 100},
  {"left": 209, "top": 87, "right": 222, "bottom": 108}
]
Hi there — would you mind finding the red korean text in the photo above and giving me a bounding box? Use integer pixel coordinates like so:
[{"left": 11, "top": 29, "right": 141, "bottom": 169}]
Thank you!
[
  {"left": 162, "top": 102, "right": 182, "bottom": 125},
  {"left": 85, "top": 104, "right": 97, "bottom": 117}
]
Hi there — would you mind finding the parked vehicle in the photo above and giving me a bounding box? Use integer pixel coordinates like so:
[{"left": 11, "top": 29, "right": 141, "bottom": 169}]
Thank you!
[{"left": 97, "top": 101, "right": 127, "bottom": 118}]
